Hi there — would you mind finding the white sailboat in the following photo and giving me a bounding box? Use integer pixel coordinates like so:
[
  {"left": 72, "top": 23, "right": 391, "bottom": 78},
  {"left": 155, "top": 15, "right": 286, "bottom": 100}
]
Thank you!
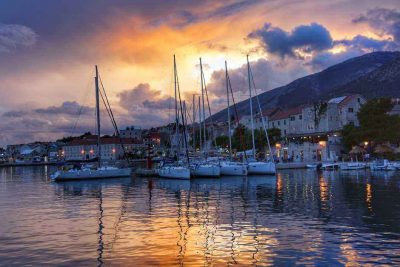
[
  {"left": 158, "top": 55, "right": 191, "bottom": 180},
  {"left": 52, "top": 66, "right": 131, "bottom": 181},
  {"left": 245, "top": 56, "right": 276, "bottom": 175},
  {"left": 190, "top": 58, "right": 221, "bottom": 178},
  {"left": 217, "top": 61, "right": 248, "bottom": 176}
]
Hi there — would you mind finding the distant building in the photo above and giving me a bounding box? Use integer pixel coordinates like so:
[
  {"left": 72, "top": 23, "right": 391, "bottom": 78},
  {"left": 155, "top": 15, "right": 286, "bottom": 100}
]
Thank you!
[
  {"left": 62, "top": 135, "right": 145, "bottom": 161},
  {"left": 119, "top": 126, "right": 143, "bottom": 141}
]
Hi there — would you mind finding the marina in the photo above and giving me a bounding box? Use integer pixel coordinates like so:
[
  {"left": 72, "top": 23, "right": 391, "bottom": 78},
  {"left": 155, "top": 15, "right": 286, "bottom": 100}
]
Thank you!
[{"left": 1, "top": 165, "right": 399, "bottom": 266}]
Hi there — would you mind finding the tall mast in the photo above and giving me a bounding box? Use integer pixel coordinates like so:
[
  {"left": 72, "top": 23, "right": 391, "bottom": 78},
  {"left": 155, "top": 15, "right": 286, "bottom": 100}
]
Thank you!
[
  {"left": 95, "top": 65, "right": 101, "bottom": 167},
  {"left": 198, "top": 96, "right": 202, "bottom": 152},
  {"left": 192, "top": 94, "right": 196, "bottom": 151},
  {"left": 200, "top": 58, "right": 207, "bottom": 153},
  {"left": 225, "top": 61, "right": 232, "bottom": 158},
  {"left": 247, "top": 55, "right": 256, "bottom": 158},
  {"left": 173, "top": 55, "right": 180, "bottom": 156}
]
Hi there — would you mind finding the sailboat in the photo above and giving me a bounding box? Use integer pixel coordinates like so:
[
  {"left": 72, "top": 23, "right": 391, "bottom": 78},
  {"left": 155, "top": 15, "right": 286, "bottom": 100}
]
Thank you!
[
  {"left": 51, "top": 66, "right": 132, "bottom": 181},
  {"left": 245, "top": 56, "right": 276, "bottom": 175},
  {"left": 218, "top": 61, "right": 248, "bottom": 176},
  {"left": 190, "top": 58, "right": 221, "bottom": 178},
  {"left": 158, "top": 55, "right": 191, "bottom": 180}
]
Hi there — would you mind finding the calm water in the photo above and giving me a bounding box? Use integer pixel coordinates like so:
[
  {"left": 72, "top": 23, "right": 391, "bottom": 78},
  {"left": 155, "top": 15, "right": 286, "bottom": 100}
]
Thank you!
[{"left": 1, "top": 166, "right": 400, "bottom": 266}]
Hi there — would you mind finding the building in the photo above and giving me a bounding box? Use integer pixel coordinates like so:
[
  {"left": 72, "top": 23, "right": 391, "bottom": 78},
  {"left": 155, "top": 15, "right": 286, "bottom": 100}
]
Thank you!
[
  {"left": 119, "top": 126, "right": 143, "bottom": 141},
  {"left": 269, "top": 107, "right": 302, "bottom": 136},
  {"left": 62, "top": 135, "right": 146, "bottom": 161}
]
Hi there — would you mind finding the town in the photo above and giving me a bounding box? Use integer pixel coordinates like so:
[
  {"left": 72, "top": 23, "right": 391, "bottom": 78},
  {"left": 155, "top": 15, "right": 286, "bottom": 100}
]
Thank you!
[{"left": 3, "top": 95, "right": 399, "bottom": 168}]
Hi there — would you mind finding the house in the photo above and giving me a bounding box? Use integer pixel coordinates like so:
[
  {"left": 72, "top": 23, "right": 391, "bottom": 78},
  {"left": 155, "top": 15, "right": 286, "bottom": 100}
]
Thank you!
[{"left": 269, "top": 107, "right": 302, "bottom": 136}]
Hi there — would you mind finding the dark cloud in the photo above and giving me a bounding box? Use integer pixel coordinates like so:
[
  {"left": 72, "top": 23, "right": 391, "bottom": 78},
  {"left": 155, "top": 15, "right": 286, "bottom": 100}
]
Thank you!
[
  {"left": 249, "top": 23, "right": 333, "bottom": 58},
  {"left": 307, "top": 49, "right": 364, "bottom": 70},
  {"left": 335, "top": 35, "right": 393, "bottom": 51},
  {"left": 2, "top": 110, "right": 28, "bottom": 118},
  {"left": 118, "top": 83, "right": 162, "bottom": 111},
  {"left": 0, "top": 23, "right": 37, "bottom": 53},
  {"left": 35, "top": 101, "right": 94, "bottom": 116},
  {"left": 353, "top": 8, "right": 400, "bottom": 44},
  {"left": 143, "top": 97, "right": 174, "bottom": 110}
]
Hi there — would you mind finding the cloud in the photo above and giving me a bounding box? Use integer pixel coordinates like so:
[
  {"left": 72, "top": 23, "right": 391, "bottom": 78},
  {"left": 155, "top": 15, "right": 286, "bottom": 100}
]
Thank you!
[
  {"left": 249, "top": 22, "right": 333, "bottom": 58},
  {"left": 0, "top": 23, "right": 37, "bottom": 53},
  {"left": 143, "top": 97, "right": 174, "bottom": 110},
  {"left": 118, "top": 83, "right": 162, "bottom": 111},
  {"left": 335, "top": 35, "right": 393, "bottom": 51},
  {"left": 307, "top": 49, "right": 364, "bottom": 70},
  {"left": 35, "top": 101, "right": 94, "bottom": 115},
  {"left": 2, "top": 110, "right": 28, "bottom": 118},
  {"left": 353, "top": 8, "right": 400, "bottom": 44}
]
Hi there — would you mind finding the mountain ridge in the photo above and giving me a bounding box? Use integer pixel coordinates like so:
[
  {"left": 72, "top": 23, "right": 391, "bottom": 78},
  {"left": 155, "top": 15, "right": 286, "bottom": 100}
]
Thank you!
[{"left": 211, "top": 51, "right": 400, "bottom": 122}]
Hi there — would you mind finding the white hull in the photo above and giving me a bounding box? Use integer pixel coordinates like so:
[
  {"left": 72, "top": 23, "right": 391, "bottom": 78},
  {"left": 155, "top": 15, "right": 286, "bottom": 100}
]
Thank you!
[
  {"left": 220, "top": 161, "right": 248, "bottom": 176},
  {"left": 158, "top": 166, "right": 191, "bottom": 180},
  {"left": 191, "top": 164, "right": 221, "bottom": 178},
  {"left": 370, "top": 160, "right": 397, "bottom": 171},
  {"left": 306, "top": 164, "right": 318, "bottom": 169},
  {"left": 247, "top": 161, "right": 276, "bottom": 175},
  {"left": 321, "top": 163, "right": 339, "bottom": 170},
  {"left": 339, "top": 162, "right": 366, "bottom": 170},
  {"left": 52, "top": 167, "right": 131, "bottom": 181}
]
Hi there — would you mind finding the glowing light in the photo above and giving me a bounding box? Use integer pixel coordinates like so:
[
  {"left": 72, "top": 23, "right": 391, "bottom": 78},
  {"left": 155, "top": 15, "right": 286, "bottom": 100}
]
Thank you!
[
  {"left": 81, "top": 150, "right": 85, "bottom": 155},
  {"left": 275, "top": 143, "right": 281, "bottom": 149},
  {"left": 319, "top": 141, "right": 326, "bottom": 147},
  {"left": 364, "top": 141, "right": 369, "bottom": 146},
  {"left": 112, "top": 148, "right": 116, "bottom": 153},
  {"left": 90, "top": 149, "right": 94, "bottom": 154}
]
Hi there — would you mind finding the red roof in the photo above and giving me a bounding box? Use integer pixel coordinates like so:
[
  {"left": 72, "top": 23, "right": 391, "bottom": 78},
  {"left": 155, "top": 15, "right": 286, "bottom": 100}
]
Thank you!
[
  {"left": 270, "top": 106, "right": 303, "bottom": 121},
  {"left": 66, "top": 137, "right": 142, "bottom": 146}
]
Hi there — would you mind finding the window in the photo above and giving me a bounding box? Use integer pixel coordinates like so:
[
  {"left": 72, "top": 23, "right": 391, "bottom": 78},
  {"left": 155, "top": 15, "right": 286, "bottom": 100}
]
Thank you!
[
  {"left": 278, "top": 121, "right": 280, "bottom": 126},
  {"left": 348, "top": 108, "right": 354, "bottom": 113},
  {"left": 272, "top": 122, "right": 275, "bottom": 127},
  {"left": 284, "top": 120, "right": 286, "bottom": 125},
  {"left": 299, "top": 115, "right": 302, "bottom": 120},
  {"left": 290, "top": 116, "right": 295, "bottom": 121},
  {"left": 284, "top": 129, "right": 287, "bottom": 135}
]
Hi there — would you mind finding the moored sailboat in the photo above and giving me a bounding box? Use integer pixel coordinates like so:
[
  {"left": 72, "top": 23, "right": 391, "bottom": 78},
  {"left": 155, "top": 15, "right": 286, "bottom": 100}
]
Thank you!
[{"left": 52, "top": 66, "right": 131, "bottom": 181}]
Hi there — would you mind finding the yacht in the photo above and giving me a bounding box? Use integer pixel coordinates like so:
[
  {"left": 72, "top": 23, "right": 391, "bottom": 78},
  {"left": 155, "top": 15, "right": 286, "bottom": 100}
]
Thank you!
[
  {"left": 339, "top": 162, "right": 366, "bottom": 170},
  {"left": 51, "top": 66, "right": 131, "bottom": 182}
]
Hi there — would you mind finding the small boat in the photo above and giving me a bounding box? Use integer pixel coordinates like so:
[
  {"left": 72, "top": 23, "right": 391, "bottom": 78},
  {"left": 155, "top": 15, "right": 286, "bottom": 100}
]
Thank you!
[
  {"left": 393, "top": 162, "right": 400, "bottom": 170},
  {"left": 306, "top": 164, "right": 319, "bottom": 169},
  {"left": 219, "top": 161, "right": 248, "bottom": 176},
  {"left": 321, "top": 163, "right": 339, "bottom": 170},
  {"left": 370, "top": 159, "right": 395, "bottom": 171},
  {"left": 158, "top": 165, "right": 191, "bottom": 180},
  {"left": 339, "top": 162, "right": 366, "bottom": 170},
  {"left": 247, "top": 161, "right": 276, "bottom": 175}
]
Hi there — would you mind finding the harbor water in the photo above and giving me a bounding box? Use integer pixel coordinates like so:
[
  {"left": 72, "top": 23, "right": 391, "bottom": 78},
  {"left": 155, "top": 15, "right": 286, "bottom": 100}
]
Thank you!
[{"left": 0, "top": 166, "right": 400, "bottom": 266}]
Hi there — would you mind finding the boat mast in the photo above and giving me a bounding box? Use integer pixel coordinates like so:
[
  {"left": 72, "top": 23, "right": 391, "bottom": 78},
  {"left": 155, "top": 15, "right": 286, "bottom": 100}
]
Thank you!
[
  {"left": 95, "top": 65, "right": 101, "bottom": 167},
  {"left": 225, "top": 61, "right": 232, "bottom": 159},
  {"left": 192, "top": 94, "right": 196, "bottom": 151},
  {"left": 174, "top": 55, "right": 180, "bottom": 158},
  {"left": 200, "top": 58, "right": 207, "bottom": 154},
  {"left": 198, "top": 96, "right": 202, "bottom": 152},
  {"left": 247, "top": 56, "right": 256, "bottom": 158}
]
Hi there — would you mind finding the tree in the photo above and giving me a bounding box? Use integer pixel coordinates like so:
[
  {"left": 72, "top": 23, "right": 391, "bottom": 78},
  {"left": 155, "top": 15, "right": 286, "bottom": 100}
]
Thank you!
[
  {"left": 341, "top": 124, "right": 362, "bottom": 151},
  {"left": 215, "top": 135, "right": 229, "bottom": 148},
  {"left": 267, "top": 127, "right": 281, "bottom": 146},
  {"left": 357, "top": 98, "right": 399, "bottom": 144}
]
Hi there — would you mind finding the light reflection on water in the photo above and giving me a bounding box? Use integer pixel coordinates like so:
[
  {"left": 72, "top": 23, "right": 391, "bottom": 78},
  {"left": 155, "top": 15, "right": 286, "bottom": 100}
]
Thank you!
[{"left": 0, "top": 166, "right": 400, "bottom": 266}]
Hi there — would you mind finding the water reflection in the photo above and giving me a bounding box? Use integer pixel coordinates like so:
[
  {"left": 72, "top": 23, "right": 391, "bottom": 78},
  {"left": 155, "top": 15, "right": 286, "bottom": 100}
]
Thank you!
[{"left": 1, "top": 167, "right": 400, "bottom": 266}]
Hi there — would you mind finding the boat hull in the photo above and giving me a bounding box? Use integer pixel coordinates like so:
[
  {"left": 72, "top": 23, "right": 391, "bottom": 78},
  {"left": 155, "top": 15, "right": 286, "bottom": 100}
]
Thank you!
[
  {"left": 339, "top": 163, "right": 366, "bottom": 170},
  {"left": 191, "top": 164, "right": 221, "bottom": 178},
  {"left": 247, "top": 162, "right": 276, "bottom": 175},
  {"left": 52, "top": 168, "right": 132, "bottom": 181},
  {"left": 158, "top": 166, "right": 191, "bottom": 180},
  {"left": 220, "top": 162, "right": 248, "bottom": 176}
]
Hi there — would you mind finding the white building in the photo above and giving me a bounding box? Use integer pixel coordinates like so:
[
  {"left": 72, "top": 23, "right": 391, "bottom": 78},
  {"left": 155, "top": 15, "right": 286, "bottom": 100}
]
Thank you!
[
  {"left": 119, "top": 126, "right": 143, "bottom": 141},
  {"left": 63, "top": 136, "right": 146, "bottom": 161}
]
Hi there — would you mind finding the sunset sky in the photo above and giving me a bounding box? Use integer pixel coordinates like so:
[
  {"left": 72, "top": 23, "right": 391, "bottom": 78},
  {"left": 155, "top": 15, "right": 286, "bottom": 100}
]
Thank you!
[{"left": 0, "top": 0, "right": 399, "bottom": 145}]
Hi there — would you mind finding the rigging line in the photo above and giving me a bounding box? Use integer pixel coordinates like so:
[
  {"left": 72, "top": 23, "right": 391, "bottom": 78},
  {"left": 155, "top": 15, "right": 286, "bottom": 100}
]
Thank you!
[
  {"left": 201, "top": 70, "right": 217, "bottom": 148},
  {"left": 175, "top": 57, "right": 190, "bottom": 164},
  {"left": 70, "top": 70, "right": 94, "bottom": 137},
  {"left": 227, "top": 70, "right": 248, "bottom": 163},
  {"left": 98, "top": 75, "right": 131, "bottom": 164},
  {"left": 249, "top": 62, "right": 273, "bottom": 161}
]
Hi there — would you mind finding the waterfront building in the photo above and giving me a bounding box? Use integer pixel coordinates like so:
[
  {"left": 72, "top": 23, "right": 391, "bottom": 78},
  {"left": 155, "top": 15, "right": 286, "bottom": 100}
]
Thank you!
[{"left": 62, "top": 135, "right": 145, "bottom": 161}]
